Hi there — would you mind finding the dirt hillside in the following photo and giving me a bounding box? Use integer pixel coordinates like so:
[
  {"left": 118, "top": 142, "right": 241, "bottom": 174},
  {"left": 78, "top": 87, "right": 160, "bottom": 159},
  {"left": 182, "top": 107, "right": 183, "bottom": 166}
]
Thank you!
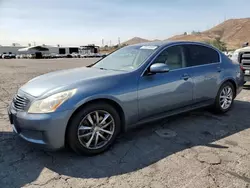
[
  {"left": 168, "top": 18, "right": 250, "bottom": 49},
  {"left": 122, "top": 37, "right": 151, "bottom": 45}
]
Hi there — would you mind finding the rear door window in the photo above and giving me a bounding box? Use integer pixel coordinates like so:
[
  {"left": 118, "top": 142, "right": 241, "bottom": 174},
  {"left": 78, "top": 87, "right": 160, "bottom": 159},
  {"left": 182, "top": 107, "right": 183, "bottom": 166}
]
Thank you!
[{"left": 184, "top": 44, "right": 220, "bottom": 67}]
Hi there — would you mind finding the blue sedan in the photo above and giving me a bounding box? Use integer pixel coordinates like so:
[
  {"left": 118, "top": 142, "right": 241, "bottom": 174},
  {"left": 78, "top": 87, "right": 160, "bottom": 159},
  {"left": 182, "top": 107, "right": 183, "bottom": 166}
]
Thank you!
[{"left": 8, "top": 41, "right": 244, "bottom": 155}]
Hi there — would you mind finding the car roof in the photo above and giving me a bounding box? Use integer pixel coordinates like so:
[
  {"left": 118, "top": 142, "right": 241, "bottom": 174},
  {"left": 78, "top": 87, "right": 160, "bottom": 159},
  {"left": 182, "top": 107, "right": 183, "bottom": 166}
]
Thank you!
[{"left": 130, "top": 40, "right": 210, "bottom": 48}]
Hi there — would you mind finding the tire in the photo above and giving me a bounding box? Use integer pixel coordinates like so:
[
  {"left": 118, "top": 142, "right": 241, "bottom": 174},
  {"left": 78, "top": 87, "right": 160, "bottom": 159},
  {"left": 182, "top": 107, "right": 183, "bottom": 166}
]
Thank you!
[
  {"left": 213, "top": 82, "right": 235, "bottom": 114},
  {"left": 67, "top": 102, "right": 121, "bottom": 155}
]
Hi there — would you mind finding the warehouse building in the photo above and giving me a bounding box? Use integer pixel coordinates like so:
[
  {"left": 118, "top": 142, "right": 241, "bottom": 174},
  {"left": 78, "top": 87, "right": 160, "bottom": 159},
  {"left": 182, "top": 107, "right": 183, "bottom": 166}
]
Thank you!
[
  {"left": 0, "top": 46, "right": 23, "bottom": 55},
  {"left": 0, "top": 45, "right": 81, "bottom": 55},
  {"left": 0, "top": 44, "right": 99, "bottom": 55},
  {"left": 79, "top": 45, "right": 100, "bottom": 54}
]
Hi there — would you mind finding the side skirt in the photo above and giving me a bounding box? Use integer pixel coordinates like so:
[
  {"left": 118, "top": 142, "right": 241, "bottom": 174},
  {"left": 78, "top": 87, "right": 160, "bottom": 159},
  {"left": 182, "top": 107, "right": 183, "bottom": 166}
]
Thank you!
[{"left": 127, "top": 100, "right": 214, "bottom": 130}]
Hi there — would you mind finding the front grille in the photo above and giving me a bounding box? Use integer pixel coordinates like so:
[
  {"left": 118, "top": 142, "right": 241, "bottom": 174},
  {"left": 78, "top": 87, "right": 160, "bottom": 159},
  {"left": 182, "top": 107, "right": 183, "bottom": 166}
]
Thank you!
[
  {"left": 13, "top": 94, "right": 29, "bottom": 111},
  {"left": 240, "top": 52, "right": 250, "bottom": 69}
]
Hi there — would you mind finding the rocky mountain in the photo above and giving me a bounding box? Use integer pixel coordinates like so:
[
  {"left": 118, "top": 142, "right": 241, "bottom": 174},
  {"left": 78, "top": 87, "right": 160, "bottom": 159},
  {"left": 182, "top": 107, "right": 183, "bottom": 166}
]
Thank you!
[
  {"left": 168, "top": 18, "right": 250, "bottom": 49},
  {"left": 123, "top": 18, "right": 250, "bottom": 49},
  {"left": 122, "top": 37, "right": 151, "bottom": 45}
]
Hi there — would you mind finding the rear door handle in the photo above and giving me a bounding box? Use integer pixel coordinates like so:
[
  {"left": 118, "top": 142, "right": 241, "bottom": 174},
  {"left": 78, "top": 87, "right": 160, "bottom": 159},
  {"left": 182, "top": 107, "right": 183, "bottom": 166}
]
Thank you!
[
  {"left": 181, "top": 74, "right": 190, "bottom": 81},
  {"left": 217, "top": 66, "right": 221, "bottom": 72}
]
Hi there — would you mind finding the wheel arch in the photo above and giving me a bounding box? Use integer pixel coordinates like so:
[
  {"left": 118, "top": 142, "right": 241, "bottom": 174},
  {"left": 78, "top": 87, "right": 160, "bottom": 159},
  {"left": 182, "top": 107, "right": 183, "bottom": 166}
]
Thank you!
[
  {"left": 220, "top": 78, "right": 237, "bottom": 98},
  {"left": 65, "top": 98, "right": 126, "bottom": 146}
]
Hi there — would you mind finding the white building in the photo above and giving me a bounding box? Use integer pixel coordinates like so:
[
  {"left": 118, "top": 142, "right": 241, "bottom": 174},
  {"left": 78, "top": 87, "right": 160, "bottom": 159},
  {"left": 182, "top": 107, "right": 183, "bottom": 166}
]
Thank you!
[
  {"left": 0, "top": 46, "right": 24, "bottom": 55},
  {"left": 0, "top": 45, "right": 80, "bottom": 55}
]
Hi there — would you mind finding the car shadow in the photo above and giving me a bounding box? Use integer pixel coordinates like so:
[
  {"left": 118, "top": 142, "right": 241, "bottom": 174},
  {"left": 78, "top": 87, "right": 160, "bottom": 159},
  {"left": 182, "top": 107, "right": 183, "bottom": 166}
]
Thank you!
[{"left": 1, "top": 100, "right": 250, "bottom": 187}]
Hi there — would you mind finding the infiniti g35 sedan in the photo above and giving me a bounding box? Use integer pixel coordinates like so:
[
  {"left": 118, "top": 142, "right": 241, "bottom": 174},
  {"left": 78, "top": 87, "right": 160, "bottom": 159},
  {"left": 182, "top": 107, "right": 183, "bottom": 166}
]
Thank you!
[{"left": 8, "top": 41, "right": 244, "bottom": 155}]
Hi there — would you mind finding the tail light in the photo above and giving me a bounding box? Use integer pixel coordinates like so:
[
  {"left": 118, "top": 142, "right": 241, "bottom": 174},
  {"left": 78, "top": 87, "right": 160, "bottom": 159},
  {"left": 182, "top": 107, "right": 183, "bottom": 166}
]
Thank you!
[{"left": 240, "top": 64, "right": 244, "bottom": 71}]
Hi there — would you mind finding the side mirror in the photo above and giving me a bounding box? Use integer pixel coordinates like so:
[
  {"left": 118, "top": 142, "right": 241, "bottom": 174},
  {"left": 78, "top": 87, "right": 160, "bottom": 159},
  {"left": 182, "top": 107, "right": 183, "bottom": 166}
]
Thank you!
[{"left": 149, "top": 63, "right": 170, "bottom": 74}]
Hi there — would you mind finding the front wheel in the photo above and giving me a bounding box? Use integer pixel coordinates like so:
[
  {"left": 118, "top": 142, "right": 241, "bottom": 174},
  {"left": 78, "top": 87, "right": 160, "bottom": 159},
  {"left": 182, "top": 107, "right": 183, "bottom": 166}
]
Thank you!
[
  {"left": 67, "top": 102, "right": 121, "bottom": 155},
  {"left": 213, "top": 82, "right": 235, "bottom": 113}
]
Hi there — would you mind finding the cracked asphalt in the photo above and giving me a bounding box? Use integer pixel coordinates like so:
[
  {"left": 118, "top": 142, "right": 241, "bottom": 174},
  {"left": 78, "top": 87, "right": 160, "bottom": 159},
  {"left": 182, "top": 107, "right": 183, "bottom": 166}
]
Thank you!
[{"left": 0, "top": 59, "right": 250, "bottom": 188}]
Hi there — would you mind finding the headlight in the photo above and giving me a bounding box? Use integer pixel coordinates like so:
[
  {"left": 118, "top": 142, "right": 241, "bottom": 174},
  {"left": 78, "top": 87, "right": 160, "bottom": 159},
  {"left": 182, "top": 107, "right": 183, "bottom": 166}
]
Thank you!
[{"left": 28, "top": 89, "right": 77, "bottom": 113}]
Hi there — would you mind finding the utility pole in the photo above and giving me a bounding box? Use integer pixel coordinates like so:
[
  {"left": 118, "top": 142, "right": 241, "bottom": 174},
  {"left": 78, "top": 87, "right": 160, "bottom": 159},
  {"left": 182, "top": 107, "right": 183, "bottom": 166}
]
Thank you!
[
  {"left": 118, "top": 37, "right": 120, "bottom": 46},
  {"left": 102, "top": 39, "right": 104, "bottom": 47}
]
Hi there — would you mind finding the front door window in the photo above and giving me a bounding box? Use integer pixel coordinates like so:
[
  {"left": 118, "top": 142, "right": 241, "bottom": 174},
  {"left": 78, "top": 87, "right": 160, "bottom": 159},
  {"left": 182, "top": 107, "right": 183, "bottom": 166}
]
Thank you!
[{"left": 153, "top": 45, "right": 184, "bottom": 70}]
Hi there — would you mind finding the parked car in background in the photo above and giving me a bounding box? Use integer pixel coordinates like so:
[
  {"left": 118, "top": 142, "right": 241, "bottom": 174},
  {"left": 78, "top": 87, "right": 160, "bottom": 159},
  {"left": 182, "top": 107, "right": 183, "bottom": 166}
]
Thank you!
[
  {"left": 43, "top": 54, "right": 51, "bottom": 59},
  {"left": 19, "top": 54, "right": 27, "bottom": 59},
  {"left": 231, "top": 46, "right": 250, "bottom": 83},
  {"left": 65, "top": 54, "right": 73, "bottom": 58},
  {"left": 2, "top": 54, "right": 11, "bottom": 59},
  {"left": 81, "top": 53, "right": 93, "bottom": 58},
  {"left": 55, "top": 54, "right": 62, "bottom": 58},
  {"left": 8, "top": 41, "right": 244, "bottom": 155},
  {"left": 93, "top": 53, "right": 106, "bottom": 58},
  {"left": 81, "top": 53, "right": 106, "bottom": 58},
  {"left": 71, "top": 53, "right": 80, "bottom": 58},
  {"left": 9, "top": 54, "right": 16, "bottom": 59},
  {"left": 48, "top": 54, "right": 58, "bottom": 59},
  {"left": 80, "top": 54, "right": 89, "bottom": 58},
  {"left": 223, "top": 51, "right": 234, "bottom": 58},
  {"left": 27, "top": 54, "right": 36, "bottom": 59}
]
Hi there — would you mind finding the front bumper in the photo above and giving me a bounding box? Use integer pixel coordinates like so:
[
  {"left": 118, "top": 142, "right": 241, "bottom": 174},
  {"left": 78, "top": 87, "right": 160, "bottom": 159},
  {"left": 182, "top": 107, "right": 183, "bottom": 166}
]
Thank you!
[
  {"left": 244, "top": 75, "right": 250, "bottom": 82},
  {"left": 8, "top": 104, "right": 72, "bottom": 150}
]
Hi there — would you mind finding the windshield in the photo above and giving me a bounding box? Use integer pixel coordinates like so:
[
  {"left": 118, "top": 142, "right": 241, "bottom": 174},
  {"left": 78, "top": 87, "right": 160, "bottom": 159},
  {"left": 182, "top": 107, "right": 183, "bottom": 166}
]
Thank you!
[{"left": 93, "top": 45, "right": 158, "bottom": 71}]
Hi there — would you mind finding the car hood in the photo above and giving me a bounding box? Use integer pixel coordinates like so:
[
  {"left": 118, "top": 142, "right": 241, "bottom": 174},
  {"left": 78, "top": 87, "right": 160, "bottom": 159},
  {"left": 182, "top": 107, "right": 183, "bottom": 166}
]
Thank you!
[{"left": 20, "top": 67, "right": 122, "bottom": 97}]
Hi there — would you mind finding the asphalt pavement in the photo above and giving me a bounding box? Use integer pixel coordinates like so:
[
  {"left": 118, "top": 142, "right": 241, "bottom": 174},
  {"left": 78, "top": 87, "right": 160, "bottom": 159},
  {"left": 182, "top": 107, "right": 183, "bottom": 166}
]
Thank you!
[{"left": 0, "top": 59, "right": 250, "bottom": 188}]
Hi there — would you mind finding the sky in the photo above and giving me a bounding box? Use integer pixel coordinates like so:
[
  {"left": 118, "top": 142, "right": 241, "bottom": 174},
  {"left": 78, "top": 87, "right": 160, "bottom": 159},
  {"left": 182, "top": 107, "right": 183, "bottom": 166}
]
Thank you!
[{"left": 0, "top": 0, "right": 250, "bottom": 46}]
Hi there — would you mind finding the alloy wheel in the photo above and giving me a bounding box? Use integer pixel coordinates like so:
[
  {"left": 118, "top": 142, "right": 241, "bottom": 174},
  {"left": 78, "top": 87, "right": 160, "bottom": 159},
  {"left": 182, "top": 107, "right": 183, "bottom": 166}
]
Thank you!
[
  {"left": 219, "top": 86, "right": 233, "bottom": 110},
  {"left": 77, "top": 110, "right": 115, "bottom": 150}
]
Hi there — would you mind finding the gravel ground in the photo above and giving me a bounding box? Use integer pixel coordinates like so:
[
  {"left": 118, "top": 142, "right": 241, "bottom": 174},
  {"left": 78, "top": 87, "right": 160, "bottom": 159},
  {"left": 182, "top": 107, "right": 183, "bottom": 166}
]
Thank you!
[{"left": 0, "top": 59, "right": 250, "bottom": 188}]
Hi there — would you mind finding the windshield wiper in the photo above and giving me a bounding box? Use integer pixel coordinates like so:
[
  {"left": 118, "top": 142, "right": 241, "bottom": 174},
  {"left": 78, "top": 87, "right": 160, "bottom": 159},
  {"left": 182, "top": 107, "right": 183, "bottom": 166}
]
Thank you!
[
  {"left": 87, "top": 66, "right": 107, "bottom": 70},
  {"left": 98, "top": 67, "right": 108, "bottom": 70},
  {"left": 86, "top": 63, "right": 96, "bottom": 67}
]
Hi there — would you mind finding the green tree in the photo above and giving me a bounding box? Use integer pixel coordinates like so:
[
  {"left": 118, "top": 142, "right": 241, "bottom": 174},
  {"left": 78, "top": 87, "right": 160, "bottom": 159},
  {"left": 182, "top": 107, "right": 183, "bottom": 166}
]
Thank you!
[
  {"left": 191, "top": 31, "right": 201, "bottom": 35},
  {"left": 205, "top": 37, "right": 227, "bottom": 51}
]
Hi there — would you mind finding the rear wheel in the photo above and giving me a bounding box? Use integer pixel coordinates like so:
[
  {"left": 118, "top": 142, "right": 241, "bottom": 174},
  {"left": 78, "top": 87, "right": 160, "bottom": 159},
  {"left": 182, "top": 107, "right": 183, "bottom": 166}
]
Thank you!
[
  {"left": 213, "top": 82, "right": 235, "bottom": 113},
  {"left": 67, "top": 102, "right": 121, "bottom": 155}
]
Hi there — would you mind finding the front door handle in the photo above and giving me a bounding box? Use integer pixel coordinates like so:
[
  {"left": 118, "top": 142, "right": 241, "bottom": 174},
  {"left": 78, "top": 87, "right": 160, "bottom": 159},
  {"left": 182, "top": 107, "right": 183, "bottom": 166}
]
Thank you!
[{"left": 181, "top": 74, "right": 190, "bottom": 81}]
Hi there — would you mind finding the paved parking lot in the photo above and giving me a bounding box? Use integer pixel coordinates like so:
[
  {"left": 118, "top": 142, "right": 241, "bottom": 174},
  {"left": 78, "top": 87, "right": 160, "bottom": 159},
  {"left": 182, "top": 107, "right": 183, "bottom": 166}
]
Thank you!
[{"left": 0, "top": 59, "right": 250, "bottom": 188}]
